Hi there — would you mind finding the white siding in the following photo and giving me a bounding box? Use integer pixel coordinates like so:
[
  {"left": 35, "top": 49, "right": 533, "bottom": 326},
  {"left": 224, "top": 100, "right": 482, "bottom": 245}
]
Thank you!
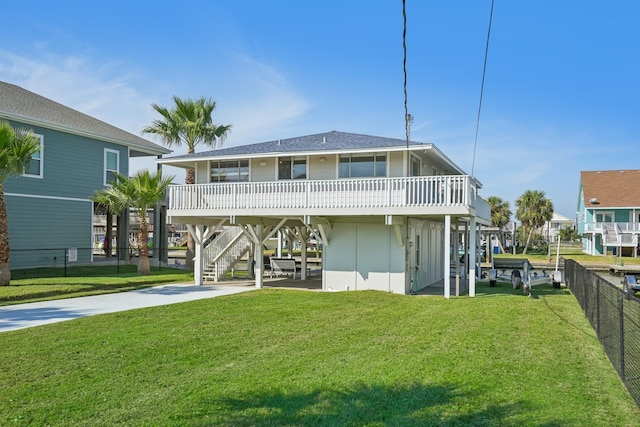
[
  {"left": 195, "top": 161, "right": 209, "bottom": 183},
  {"left": 388, "top": 151, "right": 404, "bottom": 177},
  {"left": 308, "top": 155, "right": 337, "bottom": 180},
  {"left": 324, "top": 221, "right": 407, "bottom": 294},
  {"left": 251, "top": 158, "right": 276, "bottom": 181}
]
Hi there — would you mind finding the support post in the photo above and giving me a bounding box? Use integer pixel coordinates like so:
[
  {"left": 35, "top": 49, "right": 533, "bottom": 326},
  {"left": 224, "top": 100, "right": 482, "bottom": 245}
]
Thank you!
[
  {"left": 469, "top": 216, "right": 477, "bottom": 297},
  {"left": 453, "top": 220, "right": 460, "bottom": 297},
  {"left": 193, "top": 225, "right": 205, "bottom": 286},
  {"left": 444, "top": 215, "right": 451, "bottom": 299},
  {"left": 254, "top": 225, "right": 264, "bottom": 288},
  {"left": 300, "top": 228, "right": 308, "bottom": 280}
]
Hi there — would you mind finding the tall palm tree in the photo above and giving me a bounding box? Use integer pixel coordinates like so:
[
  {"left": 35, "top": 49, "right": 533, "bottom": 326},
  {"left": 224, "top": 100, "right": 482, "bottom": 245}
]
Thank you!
[
  {"left": 515, "top": 190, "right": 554, "bottom": 255},
  {"left": 487, "top": 196, "right": 512, "bottom": 254},
  {"left": 92, "top": 170, "right": 174, "bottom": 275},
  {"left": 142, "top": 96, "right": 231, "bottom": 271},
  {"left": 0, "top": 121, "right": 42, "bottom": 286}
]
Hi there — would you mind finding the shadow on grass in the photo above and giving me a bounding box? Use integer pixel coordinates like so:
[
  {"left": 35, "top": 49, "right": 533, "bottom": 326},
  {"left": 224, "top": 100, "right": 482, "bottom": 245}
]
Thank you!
[
  {"left": 474, "top": 281, "right": 571, "bottom": 299},
  {"left": 192, "top": 382, "right": 562, "bottom": 426},
  {"left": 0, "top": 306, "right": 86, "bottom": 330},
  {"left": 0, "top": 283, "right": 158, "bottom": 305}
]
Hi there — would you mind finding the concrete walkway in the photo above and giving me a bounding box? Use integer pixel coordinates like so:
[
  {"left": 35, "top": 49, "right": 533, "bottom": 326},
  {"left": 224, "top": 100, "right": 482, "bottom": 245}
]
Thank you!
[{"left": 0, "top": 283, "right": 256, "bottom": 333}]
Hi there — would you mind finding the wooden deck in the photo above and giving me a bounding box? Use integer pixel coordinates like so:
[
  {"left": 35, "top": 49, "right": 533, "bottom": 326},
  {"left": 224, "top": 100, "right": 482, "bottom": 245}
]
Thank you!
[{"left": 608, "top": 264, "right": 640, "bottom": 275}]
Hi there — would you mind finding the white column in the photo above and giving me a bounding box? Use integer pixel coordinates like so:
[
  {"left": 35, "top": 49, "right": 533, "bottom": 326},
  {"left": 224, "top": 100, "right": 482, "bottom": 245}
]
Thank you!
[
  {"left": 277, "top": 230, "right": 283, "bottom": 258},
  {"left": 453, "top": 220, "right": 460, "bottom": 297},
  {"left": 300, "top": 228, "right": 309, "bottom": 280},
  {"left": 469, "top": 216, "right": 477, "bottom": 297},
  {"left": 254, "top": 224, "right": 264, "bottom": 288},
  {"left": 194, "top": 225, "right": 205, "bottom": 286},
  {"left": 444, "top": 215, "right": 451, "bottom": 299}
]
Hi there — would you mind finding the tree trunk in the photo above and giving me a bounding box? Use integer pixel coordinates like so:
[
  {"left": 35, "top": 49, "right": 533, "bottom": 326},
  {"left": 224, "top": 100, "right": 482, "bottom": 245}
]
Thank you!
[
  {"left": 523, "top": 228, "right": 534, "bottom": 255},
  {"left": 495, "top": 231, "right": 506, "bottom": 254},
  {"left": 183, "top": 167, "right": 196, "bottom": 272},
  {"left": 138, "top": 216, "right": 151, "bottom": 275},
  {"left": 0, "top": 185, "right": 11, "bottom": 286}
]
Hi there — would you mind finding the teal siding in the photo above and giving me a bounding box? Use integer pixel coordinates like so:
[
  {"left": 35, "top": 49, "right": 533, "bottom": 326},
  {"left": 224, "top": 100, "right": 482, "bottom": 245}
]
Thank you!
[
  {"left": 614, "top": 209, "right": 630, "bottom": 222},
  {"left": 2, "top": 119, "right": 132, "bottom": 268},
  {"left": 6, "top": 195, "right": 93, "bottom": 268},
  {"left": 3, "top": 120, "right": 129, "bottom": 199}
]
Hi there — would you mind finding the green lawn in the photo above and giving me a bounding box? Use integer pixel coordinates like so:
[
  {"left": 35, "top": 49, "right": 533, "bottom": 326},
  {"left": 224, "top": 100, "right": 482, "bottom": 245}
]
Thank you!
[
  {"left": 1, "top": 285, "right": 638, "bottom": 426},
  {"left": 494, "top": 248, "right": 640, "bottom": 266},
  {"left": 1, "top": 265, "right": 193, "bottom": 306}
]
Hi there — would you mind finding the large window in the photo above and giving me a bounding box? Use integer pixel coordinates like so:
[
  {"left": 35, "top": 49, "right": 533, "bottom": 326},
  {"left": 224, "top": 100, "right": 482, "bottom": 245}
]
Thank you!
[
  {"left": 278, "top": 157, "right": 307, "bottom": 180},
  {"left": 211, "top": 160, "right": 249, "bottom": 182},
  {"left": 104, "top": 148, "right": 119, "bottom": 185},
  {"left": 23, "top": 134, "right": 44, "bottom": 178},
  {"left": 339, "top": 154, "right": 386, "bottom": 178}
]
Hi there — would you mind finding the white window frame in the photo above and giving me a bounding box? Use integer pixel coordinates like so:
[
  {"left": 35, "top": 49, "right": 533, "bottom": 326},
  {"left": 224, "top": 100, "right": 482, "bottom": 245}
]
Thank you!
[
  {"left": 277, "top": 156, "right": 307, "bottom": 180},
  {"left": 210, "top": 159, "right": 249, "bottom": 183},
  {"left": 104, "top": 149, "right": 120, "bottom": 186},
  {"left": 595, "top": 211, "right": 614, "bottom": 224},
  {"left": 338, "top": 153, "right": 387, "bottom": 178},
  {"left": 22, "top": 134, "right": 44, "bottom": 179}
]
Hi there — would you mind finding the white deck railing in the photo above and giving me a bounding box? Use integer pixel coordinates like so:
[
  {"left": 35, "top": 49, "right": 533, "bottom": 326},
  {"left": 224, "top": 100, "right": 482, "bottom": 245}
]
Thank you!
[
  {"left": 168, "top": 175, "right": 477, "bottom": 213},
  {"left": 584, "top": 222, "right": 640, "bottom": 234}
]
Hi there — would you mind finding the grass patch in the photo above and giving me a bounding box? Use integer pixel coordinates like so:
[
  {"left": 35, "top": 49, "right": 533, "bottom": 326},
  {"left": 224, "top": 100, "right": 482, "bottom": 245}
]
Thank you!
[
  {"left": 494, "top": 250, "right": 640, "bottom": 266},
  {"left": 1, "top": 265, "right": 193, "bottom": 306},
  {"left": 0, "top": 286, "right": 638, "bottom": 426}
]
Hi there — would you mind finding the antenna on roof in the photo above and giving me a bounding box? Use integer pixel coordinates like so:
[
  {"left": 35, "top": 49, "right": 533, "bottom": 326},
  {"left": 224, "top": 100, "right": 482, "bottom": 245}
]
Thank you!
[{"left": 406, "top": 113, "right": 414, "bottom": 144}]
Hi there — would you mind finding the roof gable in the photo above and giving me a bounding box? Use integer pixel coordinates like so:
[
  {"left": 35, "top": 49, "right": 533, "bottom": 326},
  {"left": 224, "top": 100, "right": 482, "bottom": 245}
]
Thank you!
[
  {"left": 580, "top": 169, "right": 640, "bottom": 208},
  {"left": 0, "top": 81, "right": 169, "bottom": 156}
]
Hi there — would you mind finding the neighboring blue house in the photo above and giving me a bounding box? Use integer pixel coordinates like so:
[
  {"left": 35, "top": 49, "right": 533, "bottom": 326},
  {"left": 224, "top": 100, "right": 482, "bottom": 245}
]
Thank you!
[
  {"left": 0, "top": 81, "right": 170, "bottom": 268},
  {"left": 159, "top": 130, "right": 491, "bottom": 297},
  {"left": 577, "top": 169, "right": 640, "bottom": 257}
]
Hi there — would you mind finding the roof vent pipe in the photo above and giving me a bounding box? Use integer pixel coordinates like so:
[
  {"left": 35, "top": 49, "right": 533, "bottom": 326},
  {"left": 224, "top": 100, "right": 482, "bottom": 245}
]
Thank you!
[
  {"left": 322, "top": 136, "right": 326, "bottom": 143},
  {"left": 277, "top": 139, "right": 281, "bottom": 145}
]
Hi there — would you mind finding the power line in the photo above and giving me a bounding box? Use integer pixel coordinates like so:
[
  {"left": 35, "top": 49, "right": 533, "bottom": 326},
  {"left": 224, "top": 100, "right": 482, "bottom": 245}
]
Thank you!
[
  {"left": 471, "top": 0, "right": 495, "bottom": 176},
  {"left": 402, "top": 0, "right": 410, "bottom": 148}
]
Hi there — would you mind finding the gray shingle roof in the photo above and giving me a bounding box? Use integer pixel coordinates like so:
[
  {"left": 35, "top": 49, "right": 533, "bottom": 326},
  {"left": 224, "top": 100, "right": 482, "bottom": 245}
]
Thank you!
[
  {"left": 0, "top": 81, "right": 169, "bottom": 156},
  {"left": 166, "top": 130, "right": 429, "bottom": 159}
]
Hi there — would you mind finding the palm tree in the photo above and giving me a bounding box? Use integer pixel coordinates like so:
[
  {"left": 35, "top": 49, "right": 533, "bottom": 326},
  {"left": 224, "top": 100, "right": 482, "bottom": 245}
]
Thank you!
[
  {"left": 142, "top": 96, "right": 231, "bottom": 271},
  {"left": 515, "top": 190, "right": 554, "bottom": 255},
  {"left": 92, "top": 170, "right": 174, "bottom": 275},
  {"left": 487, "top": 196, "right": 512, "bottom": 254},
  {"left": 0, "top": 121, "right": 42, "bottom": 286}
]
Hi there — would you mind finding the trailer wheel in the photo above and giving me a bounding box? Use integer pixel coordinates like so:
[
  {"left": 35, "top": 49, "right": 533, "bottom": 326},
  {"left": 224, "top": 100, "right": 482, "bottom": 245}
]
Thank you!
[
  {"left": 511, "top": 270, "right": 522, "bottom": 290},
  {"left": 512, "top": 276, "right": 522, "bottom": 290}
]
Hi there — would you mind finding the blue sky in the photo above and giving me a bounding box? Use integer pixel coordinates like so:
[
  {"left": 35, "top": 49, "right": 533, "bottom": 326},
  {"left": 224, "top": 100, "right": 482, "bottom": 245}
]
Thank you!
[{"left": 1, "top": 1, "right": 639, "bottom": 219}]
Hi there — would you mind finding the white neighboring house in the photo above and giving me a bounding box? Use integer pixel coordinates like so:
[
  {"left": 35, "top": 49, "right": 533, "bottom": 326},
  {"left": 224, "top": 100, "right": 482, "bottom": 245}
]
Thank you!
[
  {"left": 542, "top": 212, "right": 574, "bottom": 243},
  {"left": 158, "top": 131, "right": 491, "bottom": 297}
]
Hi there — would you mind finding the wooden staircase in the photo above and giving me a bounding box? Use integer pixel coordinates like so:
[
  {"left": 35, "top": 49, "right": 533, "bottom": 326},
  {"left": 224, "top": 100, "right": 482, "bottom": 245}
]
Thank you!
[{"left": 202, "top": 227, "right": 251, "bottom": 282}]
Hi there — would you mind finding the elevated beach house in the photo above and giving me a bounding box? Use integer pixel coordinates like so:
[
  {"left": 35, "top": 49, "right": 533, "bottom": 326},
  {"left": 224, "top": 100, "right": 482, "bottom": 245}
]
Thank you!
[
  {"left": 578, "top": 169, "right": 640, "bottom": 257},
  {"left": 0, "top": 81, "right": 170, "bottom": 267},
  {"left": 159, "top": 131, "right": 491, "bottom": 297}
]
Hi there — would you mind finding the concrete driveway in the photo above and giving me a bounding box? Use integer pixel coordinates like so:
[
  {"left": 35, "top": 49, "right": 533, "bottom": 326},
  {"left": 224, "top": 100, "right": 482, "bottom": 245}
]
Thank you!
[{"left": 0, "top": 283, "right": 255, "bottom": 332}]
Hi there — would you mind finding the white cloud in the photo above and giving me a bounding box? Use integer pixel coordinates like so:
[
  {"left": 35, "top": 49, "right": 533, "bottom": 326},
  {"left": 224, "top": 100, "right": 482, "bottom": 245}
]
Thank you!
[{"left": 0, "top": 48, "right": 312, "bottom": 184}]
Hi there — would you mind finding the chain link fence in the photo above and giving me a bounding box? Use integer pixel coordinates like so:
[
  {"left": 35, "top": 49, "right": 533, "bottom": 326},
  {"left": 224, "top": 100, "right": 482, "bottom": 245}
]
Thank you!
[
  {"left": 10, "top": 247, "right": 186, "bottom": 277},
  {"left": 564, "top": 259, "right": 640, "bottom": 407}
]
